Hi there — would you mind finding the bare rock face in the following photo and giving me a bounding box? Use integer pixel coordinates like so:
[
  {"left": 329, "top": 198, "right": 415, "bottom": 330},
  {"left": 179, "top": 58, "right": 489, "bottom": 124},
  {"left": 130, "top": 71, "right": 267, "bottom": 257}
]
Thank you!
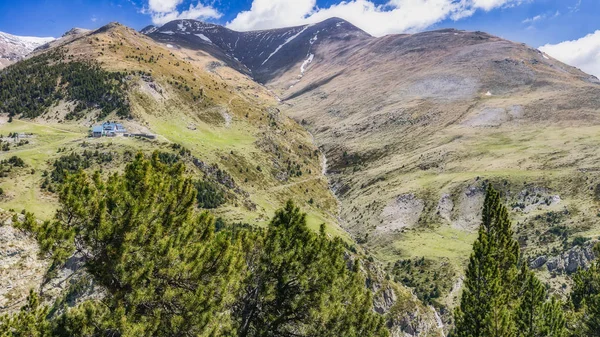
[
  {"left": 379, "top": 194, "right": 425, "bottom": 233},
  {"left": 368, "top": 263, "right": 444, "bottom": 337},
  {"left": 531, "top": 241, "right": 597, "bottom": 274},
  {"left": 530, "top": 255, "right": 548, "bottom": 269}
]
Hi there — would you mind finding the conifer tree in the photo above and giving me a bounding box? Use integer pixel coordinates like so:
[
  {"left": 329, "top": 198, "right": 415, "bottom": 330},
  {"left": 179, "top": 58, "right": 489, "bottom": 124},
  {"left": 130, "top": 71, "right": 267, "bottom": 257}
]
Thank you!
[
  {"left": 454, "top": 185, "right": 519, "bottom": 337},
  {"left": 571, "top": 244, "right": 600, "bottom": 336},
  {"left": 233, "top": 201, "right": 388, "bottom": 337},
  {"left": 21, "top": 152, "right": 244, "bottom": 336},
  {"left": 515, "top": 268, "right": 565, "bottom": 337},
  {"left": 0, "top": 290, "right": 50, "bottom": 337}
]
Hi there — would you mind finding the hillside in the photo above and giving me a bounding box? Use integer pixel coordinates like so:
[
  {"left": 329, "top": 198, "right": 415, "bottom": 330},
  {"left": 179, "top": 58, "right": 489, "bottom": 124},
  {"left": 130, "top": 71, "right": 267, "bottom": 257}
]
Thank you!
[
  {"left": 0, "top": 22, "right": 341, "bottom": 232},
  {"left": 3, "top": 16, "right": 600, "bottom": 334},
  {"left": 0, "top": 22, "right": 447, "bottom": 336},
  {"left": 272, "top": 26, "right": 600, "bottom": 304},
  {"left": 141, "top": 18, "right": 600, "bottom": 310}
]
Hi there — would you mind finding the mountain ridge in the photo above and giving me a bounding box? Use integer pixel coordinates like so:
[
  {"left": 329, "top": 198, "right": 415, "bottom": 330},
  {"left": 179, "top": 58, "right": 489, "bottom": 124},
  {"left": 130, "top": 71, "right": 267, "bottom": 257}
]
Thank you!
[
  {"left": 0, "top": 31, "right": 54, "bottom": 68},
  {"left": 143, "top": 17, "right": 371, "bottom": 82},
  {"left": 138, "top": 16, "right": 600, "bottom": 312}
]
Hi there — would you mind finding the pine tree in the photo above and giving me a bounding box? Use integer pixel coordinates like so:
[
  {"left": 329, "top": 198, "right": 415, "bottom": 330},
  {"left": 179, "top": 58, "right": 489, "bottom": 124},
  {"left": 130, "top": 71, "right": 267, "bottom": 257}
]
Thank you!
[
  {"left": 454, "top": 185, "right": 519, "bottom": 337},
  {"left": 0, "top": 290, "right": 51, "bottom": 337},
  {"left": 515, "top": 267, "right": 565, "bottom": 337},
  {"left": 21, "top": 152, "right": 244, "bottom": 336},
  {"left": 233, "top": 201, "right": 388, "bottom": 337},
  {"left": 571, "top": 244, "right": 600, "bottom": 336}
]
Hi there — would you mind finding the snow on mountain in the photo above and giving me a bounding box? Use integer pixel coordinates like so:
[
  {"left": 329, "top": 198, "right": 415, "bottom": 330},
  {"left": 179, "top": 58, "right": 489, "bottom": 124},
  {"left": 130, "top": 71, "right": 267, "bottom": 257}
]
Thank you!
[
  {"left": 143, "top": 17, "right": 370, "bottom": 82},
  {"left": 0, "top": 31, "right": 54, "bottom": 68}
]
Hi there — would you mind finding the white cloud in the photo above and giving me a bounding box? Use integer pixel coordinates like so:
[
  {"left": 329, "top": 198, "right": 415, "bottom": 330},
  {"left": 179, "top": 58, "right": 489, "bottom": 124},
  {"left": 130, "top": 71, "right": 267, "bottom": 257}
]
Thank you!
[
  {"left": 522, "top": 14, "right": 543, "bottom": 23},
  {"left": 522, "top": 10, "right": 559, "bottom": 24},
  {"left": 540, "top": 30, "right": 600, "bottom": 78},
  {"left": 143, "top": 0, "right": 222, "bottom": 25},
  {"left": 226, "top": 0, "right": 528, "bottom": 37}
]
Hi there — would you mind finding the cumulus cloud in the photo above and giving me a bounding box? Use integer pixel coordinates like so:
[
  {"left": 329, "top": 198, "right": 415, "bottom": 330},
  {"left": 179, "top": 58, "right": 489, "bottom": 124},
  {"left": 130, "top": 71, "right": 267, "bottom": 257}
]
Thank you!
[
  {"left": 144, "top": 0, "right": 222, "bottom": 25},
  {"left": 226, "top": 0, "right": 527, "bottom": 36},
  {"left": 540, "top": 30, "right": 600, "bottom": 78}
]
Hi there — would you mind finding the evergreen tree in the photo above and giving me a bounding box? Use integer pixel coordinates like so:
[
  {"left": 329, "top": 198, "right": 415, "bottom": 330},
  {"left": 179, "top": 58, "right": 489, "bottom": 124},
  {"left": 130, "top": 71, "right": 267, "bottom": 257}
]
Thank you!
[
  {"left": 515, "top": 267, "right": 565, "bottom": 337},
  {"left": 0, "top": 290, "right": 51, "bottom": 337},
  {"left": 22, "top": 152, "right": 244, "bottom": 336},
  {"left": 232, "top": 201, "right": 388, "bottom": 337},
  {"left": 571, "top": 244, "right": 600, "bottom": 336},
  {"left": 454, "top": 185, "right": 519, "bottom": 337},
  {"left": 13, "top": 153, "right": 389, "bottom": 336}
]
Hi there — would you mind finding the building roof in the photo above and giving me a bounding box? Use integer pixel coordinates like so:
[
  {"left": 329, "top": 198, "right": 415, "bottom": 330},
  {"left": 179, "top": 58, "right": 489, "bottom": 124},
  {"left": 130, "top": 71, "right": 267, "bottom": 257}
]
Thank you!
[{"left": 92, "top": 126, "right": 103, "bottom": 133}]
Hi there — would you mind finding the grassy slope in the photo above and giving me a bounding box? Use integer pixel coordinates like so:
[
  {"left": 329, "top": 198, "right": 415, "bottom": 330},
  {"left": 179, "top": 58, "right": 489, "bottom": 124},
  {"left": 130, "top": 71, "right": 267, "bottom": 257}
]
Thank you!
[
  {"left": 274, "top": 31, "right": 600, "bottom": 309},
  {"left": 0, "top": 23, "right": 346, "bottom": 239}
]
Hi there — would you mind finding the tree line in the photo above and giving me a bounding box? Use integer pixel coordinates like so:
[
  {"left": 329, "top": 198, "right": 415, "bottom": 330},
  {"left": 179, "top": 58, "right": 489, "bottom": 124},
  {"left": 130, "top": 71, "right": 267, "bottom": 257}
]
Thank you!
[{"left": 0, "top": 49, "right": 130, "bottom": 119}]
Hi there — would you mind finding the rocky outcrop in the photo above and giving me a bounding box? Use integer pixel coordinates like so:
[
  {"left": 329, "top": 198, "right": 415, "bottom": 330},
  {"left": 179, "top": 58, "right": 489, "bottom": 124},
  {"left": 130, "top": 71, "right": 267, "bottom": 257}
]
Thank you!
[
  {"left": 368, "top": 262, "right": 445, "bottom": 337},
  {"left": 529, "top": 255, "right": 547, "bottom": 269},
  {"left": 530, "top": 241, "right": 597, "bottom": 274},
  {"left": 378, "top": 194, "right": 425, "bottom": 233}
]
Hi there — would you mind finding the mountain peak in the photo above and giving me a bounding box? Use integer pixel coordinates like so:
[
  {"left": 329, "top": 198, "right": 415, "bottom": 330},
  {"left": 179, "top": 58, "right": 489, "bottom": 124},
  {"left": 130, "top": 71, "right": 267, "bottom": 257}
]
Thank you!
[{"left": 62, "top": 27, "right": 91, "bottom": 37}]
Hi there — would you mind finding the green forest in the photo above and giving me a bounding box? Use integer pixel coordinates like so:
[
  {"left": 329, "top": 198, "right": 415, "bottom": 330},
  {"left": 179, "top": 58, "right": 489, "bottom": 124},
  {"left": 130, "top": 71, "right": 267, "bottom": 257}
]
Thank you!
[{"left": 0, "top": 49, "right": 130, "bottom": 119}]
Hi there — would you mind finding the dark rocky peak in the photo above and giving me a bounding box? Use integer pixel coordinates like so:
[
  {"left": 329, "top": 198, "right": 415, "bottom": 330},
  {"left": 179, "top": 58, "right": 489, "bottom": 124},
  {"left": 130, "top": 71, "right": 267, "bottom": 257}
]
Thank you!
[
  {"left": 140, "top": 25, "right": 158, "bottom": 35},
  {"left": 143, "top": 18, "right": 373, "bottom": 82}
]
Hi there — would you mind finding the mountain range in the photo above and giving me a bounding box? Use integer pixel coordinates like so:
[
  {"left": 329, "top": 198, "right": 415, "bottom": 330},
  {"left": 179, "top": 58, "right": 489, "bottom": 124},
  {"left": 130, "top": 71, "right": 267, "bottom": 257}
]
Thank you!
[
  {"left": 140, "top": 17, "right": 600, "bottom": 307},
  {"left": 2, "top": 17, "right": 600, "bottom": 335}
]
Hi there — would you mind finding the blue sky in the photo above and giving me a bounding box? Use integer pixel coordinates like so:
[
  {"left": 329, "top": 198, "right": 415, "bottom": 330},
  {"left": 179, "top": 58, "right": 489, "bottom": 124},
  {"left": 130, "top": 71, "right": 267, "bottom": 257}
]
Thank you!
[{"left": 0, "top": 0, "right": 597, "bottom": 48}]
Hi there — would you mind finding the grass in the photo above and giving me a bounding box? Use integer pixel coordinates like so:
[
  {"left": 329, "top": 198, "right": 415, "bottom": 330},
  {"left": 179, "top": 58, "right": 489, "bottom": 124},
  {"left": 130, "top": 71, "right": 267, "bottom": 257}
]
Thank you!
[
  {"left": 374, "top": 226, "right": 478, "bottom": 268},
  {"left": 0, "top": 120, "right": 85, "bottom": 218}
]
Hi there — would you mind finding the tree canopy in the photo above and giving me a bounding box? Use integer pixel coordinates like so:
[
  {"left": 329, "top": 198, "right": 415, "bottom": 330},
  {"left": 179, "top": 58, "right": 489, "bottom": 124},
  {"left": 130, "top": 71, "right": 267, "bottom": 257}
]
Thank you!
[{"left": 5, "top": 152, "right": 387, "bottom": 337}]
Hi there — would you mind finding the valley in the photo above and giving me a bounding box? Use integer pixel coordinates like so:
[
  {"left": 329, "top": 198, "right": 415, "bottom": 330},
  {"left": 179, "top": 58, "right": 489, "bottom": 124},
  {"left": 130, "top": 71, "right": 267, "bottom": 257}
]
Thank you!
[{"left": 1, "top": 14, "right": 600, "bottom": 337}]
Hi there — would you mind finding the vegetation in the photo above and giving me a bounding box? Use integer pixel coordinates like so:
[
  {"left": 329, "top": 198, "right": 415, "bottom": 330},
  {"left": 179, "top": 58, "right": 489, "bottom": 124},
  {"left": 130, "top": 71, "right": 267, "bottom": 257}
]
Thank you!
[
  {"left": 195, "top": 180, "right": 226, "bottom": 209},
  {"left": 4, "top": 152, "right": 387, "bottom": 337},
  {"left": 391, "top": 257, "right": 455, "bottom": 305},
  {"left": 453, "top": 186, "right": 568, "bottom": 337},
  {"left": 0, "top": 49, "right": 130, "bottom": 119}
]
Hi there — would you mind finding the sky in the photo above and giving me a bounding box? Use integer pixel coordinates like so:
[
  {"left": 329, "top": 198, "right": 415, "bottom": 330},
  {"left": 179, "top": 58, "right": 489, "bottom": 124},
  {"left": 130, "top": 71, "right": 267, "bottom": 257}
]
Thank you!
[{"left": 0, "top": 0, "right": 599, "bottom": 77}]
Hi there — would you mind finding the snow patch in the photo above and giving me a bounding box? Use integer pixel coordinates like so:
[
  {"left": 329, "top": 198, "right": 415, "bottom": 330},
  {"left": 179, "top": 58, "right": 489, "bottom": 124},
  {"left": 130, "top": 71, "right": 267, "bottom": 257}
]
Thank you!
[
  {"left": 300, "top": 53, "right": 314, "bottom": 75},
  {"left": 310, "top": 33, "right": 318, "bottom": 45},
  {"left": 166, "top": 44, "right": 174, "bottom": 48},
  {"left": 543, "top": 53, "right": 550, "bottom": 60},
  {"left": 485, "top": 91, "right": 492, "bottom": 96},
  {"left": 261, "top": 25, "right": 311, "bottom": 66},
  {"left": 195, "top": 34, "right": 212, "bottom": 44},
  {"left": 160, "top": 31, "right": 175, "bottom": 35}
]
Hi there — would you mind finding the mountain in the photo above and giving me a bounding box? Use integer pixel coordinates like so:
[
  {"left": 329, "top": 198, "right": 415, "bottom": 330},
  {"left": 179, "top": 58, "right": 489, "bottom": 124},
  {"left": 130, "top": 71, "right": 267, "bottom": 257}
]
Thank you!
[
  {"left": 143, "top": 18, "right": 370, "bottom": 83},
  {"left": 4, "top": 17, "right": 600, "bottom": 334},
  {"left": 0, "top": 22, "right": 443, "bottom": 336},
  {"left": 0, "top": 31, "right": 54, "bottom": 68},
  {"left": 143, "top": 18, "right": 600, "bottom": 309}
]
